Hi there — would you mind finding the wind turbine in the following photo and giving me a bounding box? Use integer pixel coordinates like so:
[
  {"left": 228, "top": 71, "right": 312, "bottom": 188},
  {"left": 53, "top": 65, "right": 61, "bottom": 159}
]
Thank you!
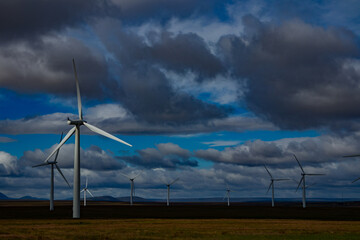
[
  {"left": 264, "top": 164, "right": 289, "bottom": 207},
  {"left": 81, "top": 177, "right": 94, "bottom": 206},
  {"left": 165, "top": 177, "right": 179, "bottom": 206},
  {"left": 294, "top": 154, "right": 325, "bottom": 208},
  {"left": 120, "top": 172, "right": 141, "bottom": 205},
  {"left": 343, "top": 154, "right": 360, "bottom": 184},
  {"left": 32, "top": 132, "right": 71, "bottom": 211},
  {"left": 223, "top": 184, "right": 237, "bottom": 207},
  {"left": 42, "top": 59, "right": 132, "bottom": 218}
]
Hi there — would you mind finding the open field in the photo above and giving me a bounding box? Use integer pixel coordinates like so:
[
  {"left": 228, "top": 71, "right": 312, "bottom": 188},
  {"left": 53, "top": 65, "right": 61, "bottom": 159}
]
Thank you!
[{"left": 2, "top": 201, "right": 360, "bottom": 239}]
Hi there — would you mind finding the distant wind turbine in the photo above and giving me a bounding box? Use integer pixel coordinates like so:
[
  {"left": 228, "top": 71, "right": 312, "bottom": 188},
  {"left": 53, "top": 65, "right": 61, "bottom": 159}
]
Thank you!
[
  {"left": 164, "top": 177, "right": 179, "bottom": 206},
  {"left": 81, "top": 177, "right": 94, "bottom": 206},
  {"left": 343, "top": 154, "right": 360, "bottom": 183},
  {"left": 42, "top": 59, "right": 132, "bottom": 218},
  {"left": 264, "top": 164, "right": 289, "bottom": 207},
  {"left": 223, "top": 184, "right": 237, "bottom": 207},
  {"left": 294, "top": 154, "right": 325, "bottom": 208},
  {"left": 33, "top": 132, "right": 71, "bottom": 211},
  {"left": 120, "top": 172, "right": 141, "bottom": 205}
]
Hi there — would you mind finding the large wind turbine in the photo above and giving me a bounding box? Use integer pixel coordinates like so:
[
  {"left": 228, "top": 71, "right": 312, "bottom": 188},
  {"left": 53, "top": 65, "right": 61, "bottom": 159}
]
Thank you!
[
  {"left": 43, "top": 59, "right": 132, "bottom": 218},
  {"left": 165, "top": 177, "right": 179, "bottom": 206},
  {"left": 264, "top": 164, "right": 289, "bottom": 207},
  {"left": 81, "top": 177, "right": 94, "bottom": 206},
  {"left": 32, "top": 132, "right": 71, "bottom": 211},
  {"left": 120, "top": 172, "right": 141, "bottom": 205},
  {"left": 294, "top": 154, "right": 324, "bottom": 208}
]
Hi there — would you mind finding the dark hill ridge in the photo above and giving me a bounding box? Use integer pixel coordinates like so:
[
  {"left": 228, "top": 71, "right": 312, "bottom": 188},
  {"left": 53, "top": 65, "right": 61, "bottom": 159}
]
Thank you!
[{"left": 0, "top": 192, "right": 8, "bottom": 199}]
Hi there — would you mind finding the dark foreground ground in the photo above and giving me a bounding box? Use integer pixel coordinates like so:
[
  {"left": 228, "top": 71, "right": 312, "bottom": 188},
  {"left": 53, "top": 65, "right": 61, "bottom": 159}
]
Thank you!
[
  {"left": 1, "top": 200, "right": 360, "bottom": 220},
  {"left": 2, "top": 201, "right": 360, "bottom": 239}
]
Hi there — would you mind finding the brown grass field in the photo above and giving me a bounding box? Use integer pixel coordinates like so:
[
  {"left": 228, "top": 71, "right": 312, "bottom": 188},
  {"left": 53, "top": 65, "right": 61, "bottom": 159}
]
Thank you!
[{"left": 1, "top": 201, "right": 360, "bottom": 239}]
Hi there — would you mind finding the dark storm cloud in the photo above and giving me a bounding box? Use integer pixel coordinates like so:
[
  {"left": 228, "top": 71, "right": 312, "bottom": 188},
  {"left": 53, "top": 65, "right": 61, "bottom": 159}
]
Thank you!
[
  {"left": 0, "top": 36, "right": 109, "bottom": 98},
  {"left": 196, "top": 134, "right": 360, "bottom": 166},
  {"left": 217, "top": 15, "right": 360, "bottom": 130},
  {"left": 0, "top": 0, "right": 118, "bottom": 42},
  {"left": 120, "top": 143, "right": 198, "bottom": 169},
  {"left": 93, "top": 18, "right": 230, "bottom": 124},
  {"left": 110, "top": 0, "right": 228, "bottom": 23}
]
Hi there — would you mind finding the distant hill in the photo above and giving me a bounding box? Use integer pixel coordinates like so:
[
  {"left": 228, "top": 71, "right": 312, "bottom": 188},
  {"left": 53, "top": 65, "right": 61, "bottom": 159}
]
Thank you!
[
  {"left": 18, "top": 196, "right": 46, "bottom": 200},
  {"left": 0, "top": 192, "right": 9, "bottom": 199}
]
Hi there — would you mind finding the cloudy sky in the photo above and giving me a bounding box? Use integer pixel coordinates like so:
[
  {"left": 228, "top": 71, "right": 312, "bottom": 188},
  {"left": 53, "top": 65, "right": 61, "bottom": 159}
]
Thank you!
[{"left": 1, "top": 0, "right": 360, "bottom": 200}]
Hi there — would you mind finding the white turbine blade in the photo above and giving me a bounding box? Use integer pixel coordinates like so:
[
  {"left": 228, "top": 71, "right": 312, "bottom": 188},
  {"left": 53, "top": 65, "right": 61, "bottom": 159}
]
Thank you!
[
  {"left": 44, "top": 127, "right": 76, "bottom": 163},
  {"left": 352, "top": 177, "right": 360, "bottom": 183},
  {"left": 72, "top": 58, "right": 83, "bottom": 120},
  {"left": 55, "top": 163, "right": 71, "bottom": 188},
  {"left": 266, "top": 182, "right": 272, "bottom": 194},
  {"left": 83, "top": 122, "right": 132, "bottom": 147},
  {"left": 343, "top": 154, "right": 360, "bottom": 158},
  {"left": 293, "top": 154, "right": 305, "bottom": 174},
  {"left": 170, "top": 177, "right": 179, "bottom": 185},
  {"left": 80, "top": 189, "right": 85, "bottom": 193},
  {"left": 53, "top": 132, "right": 64, "bottom": 162},
  {"left": 274, "top": 178, "right": 290, "bottom": 181},
  {"left": 296, "top": 177, "right": 303, "bottom": 192},
  {"left": 133, "top": 171, "right": 142, "bottom": 180},
  {"left": 119, "top": 172, "right": 131, "bottom": 179},
  {"left": 32, "top": 162, "right": 50, "bottom": 168},
  {"left": 264, "top": 165, "right": 273, "bottom": 178},
  {"left": 86, "top": 189, "right": 94, "bottom": 198}
]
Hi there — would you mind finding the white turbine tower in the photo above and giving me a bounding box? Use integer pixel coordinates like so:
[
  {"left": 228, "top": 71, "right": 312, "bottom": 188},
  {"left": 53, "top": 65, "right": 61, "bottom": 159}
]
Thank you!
[
  {"left": 43, "top": 59, "right": 132, "bottom": 218},
  {"left": 81, "top": 177, "right": 94, "bottom": 206},
  {"left": 32, "top": 132, "right": 71, "bottom": 211},
  {"left": 264, "top": 164, "right": 289, "bottom": 207},
  {"left": 294, "top": 154, "right": 324, "bottom": 208},
  {"left": 120, "top": 172, "right": 141, "bottom": 205},
  {"left": 165, "top": 177, "right": 179, "bottom": 206}
]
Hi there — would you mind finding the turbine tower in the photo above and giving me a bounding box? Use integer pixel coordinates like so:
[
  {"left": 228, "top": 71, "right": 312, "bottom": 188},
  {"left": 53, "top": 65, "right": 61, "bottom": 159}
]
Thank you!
[
  {"left": 165, "top": 177, "right": 179, "bottom": 206},
  {"left": 294, "top": 154, "right": 324, "bottom": 208},
  {"left": 81, "top": 177, "right": 94, "bottom": 206},
  {"left": 43, "top": 59, "right": 132, "bottom": 218},
  {"left": 120, "top": 172, "right": 141, "bottom": 205},
  {"left": 264, "top": 164, "right": 289, "bottom": 207},
  {"left": 32, "top": 132, "right": 71, "bottom": 211}
]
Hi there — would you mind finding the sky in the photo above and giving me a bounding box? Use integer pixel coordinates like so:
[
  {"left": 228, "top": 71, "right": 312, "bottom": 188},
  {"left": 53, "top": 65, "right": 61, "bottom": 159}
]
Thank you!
[{"left": 1, "top": 0, "right": 360, "bottom": 200}]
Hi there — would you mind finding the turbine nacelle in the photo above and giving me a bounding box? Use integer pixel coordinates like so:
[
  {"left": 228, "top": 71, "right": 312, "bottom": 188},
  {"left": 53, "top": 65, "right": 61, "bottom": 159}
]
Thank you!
[{"left": 67, "top": 118, "right": 86, "bottom": 126}]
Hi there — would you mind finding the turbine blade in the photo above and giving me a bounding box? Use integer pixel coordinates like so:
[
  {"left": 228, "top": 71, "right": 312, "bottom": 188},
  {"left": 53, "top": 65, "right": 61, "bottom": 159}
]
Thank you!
[
  {"left": 266, "top": 182, "right": 272, "bottom": 194},
  {"left": 55, "top": 163, "right": 71, "bottom": 188},
  {"left": 119, "top": 172, "right": 131, "bottom": 179},
  {"left": 86, "top": 189, "right": 94, "bottom": 198},
  {"left": 352, "top": 177, "right": 360, "bottom": 183},
  {"left": 44, "top": 127, "right": 76, "bottom": 163},
  {"left": 80, "top": 189, "right": 85, "bottom": 193},
  {"left": 293, "top": 154, "right": 305, "bottom": 174},
  {"left": 133, "top": 171, "right": 142, "bottom": 180},
  {"left": 83, "top": 122, "right": 132, "bottom": 147},
  {"left": 170, "top": 177, "right": 179, "bottom": 185},
  {"left": 274, "top": 178, "right": 290, "bottom": 181},
  {"left": 343, "top": 154, "right": 360, "bottom": 158},
  {"left": 296, "top": 177, "right": 303, "bottom": 192},
  {"left": 86, "top": 177, "right": 88, "bottom": 188},
  {"left": 53, "top": 132, "right": 64, "bottom": 162},
  {"left": 72, "top": 58, "right": 83, "bottom": 120},
  {"left": 223, "top": 192, "right": 228, "bottom": 200},
  {"left": 32, "top": 162, "right": 50, "bottom": 168},
  {"left": 264, "top": 164, "right": 273, "bottom": 178},
  {"left": 306, "top": 174, "right": 325, "bottom": 176}
]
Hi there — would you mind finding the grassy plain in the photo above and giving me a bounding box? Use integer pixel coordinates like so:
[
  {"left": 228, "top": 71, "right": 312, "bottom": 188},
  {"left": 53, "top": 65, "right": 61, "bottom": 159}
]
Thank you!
[{"left": 1, "top": 201, "right": 360, "bottom": 239}]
